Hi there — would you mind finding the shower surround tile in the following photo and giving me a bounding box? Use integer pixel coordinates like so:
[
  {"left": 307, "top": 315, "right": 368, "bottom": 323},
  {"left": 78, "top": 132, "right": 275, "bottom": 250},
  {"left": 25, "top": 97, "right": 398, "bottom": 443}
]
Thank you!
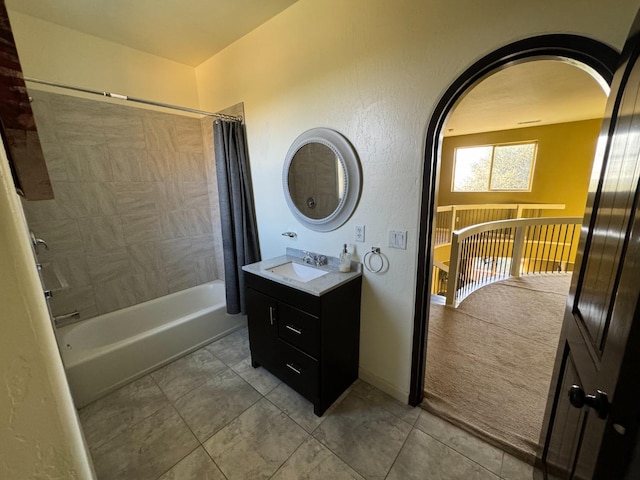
[
  {"left": 63, "top": 144, "right": 113, "bottom": 182},
  {"left": 143, "top": 115, "right": 178, "bottom": 151},
  {"left": 92, "top": 404, "right": 198, "bottom": 480},
  {"left": 86, "top": 247, "right": 131, "bottom": 284},
  {"left": 94, "top": 275, "right": 138, "bottom": 314},
  {"left": 127, "top": 241, "right": 165, "bottom": 273},
  {"left": 114, "top": 182, "right": 158, "bottom": 215},
  {"left": 39, "top": 143, "right": 67, "bottom": 180},
  {"left": 103, "top": 115, "right": 146, "bottom": 149},
  {"left": 24, "top": 91, "right": 223, "bottom": 320},
  {"left": 56, "top": 122, "right": 107, "bottom": 146},
  {"left": 121, "top": 213, "right": 163, "bottom": 245},
  {"left": 132, "top": 271, "right": 170, "bottom": 303},
  {"left": 29, "top": 218, "right": 85, "bottom": 258},
  {"left": 166, "top": 264, "right": 197, "bottom": 293},
  {"left": 109, "top": 148, "right": 149, "bottom": 182},
  {"left": 174, "top": 116, "right": 206, "bottom": 154},
  {"left": 154, "top": 181, "right": 185, "bottom": 210},
  {"left": 78, "top": 216, "right": 126, "bottom": 252}
]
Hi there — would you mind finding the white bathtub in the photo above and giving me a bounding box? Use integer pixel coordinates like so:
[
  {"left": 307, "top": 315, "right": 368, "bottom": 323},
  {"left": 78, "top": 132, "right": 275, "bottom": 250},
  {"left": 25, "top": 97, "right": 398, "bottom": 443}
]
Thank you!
[{"left": 55, "top": 280, "right": 246, "bottom": 408}]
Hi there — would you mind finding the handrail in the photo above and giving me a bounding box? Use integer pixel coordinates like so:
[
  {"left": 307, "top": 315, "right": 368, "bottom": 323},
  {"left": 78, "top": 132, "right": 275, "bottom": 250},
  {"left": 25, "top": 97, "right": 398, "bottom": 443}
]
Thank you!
[
  {"left": 452, "top": 216, "right": 581, "bottom": 241},
  {"left": 444, "top": 216, "right": 581, "bottom": 306},
  {"left": 433, "top": 259, "right": 449, "bottom": 273},
  {"left": 436, "top": 203, "right": 565, "bottom": 212},
  {"left": 434, "top": 203, "right": 566, "bottom": 247}
]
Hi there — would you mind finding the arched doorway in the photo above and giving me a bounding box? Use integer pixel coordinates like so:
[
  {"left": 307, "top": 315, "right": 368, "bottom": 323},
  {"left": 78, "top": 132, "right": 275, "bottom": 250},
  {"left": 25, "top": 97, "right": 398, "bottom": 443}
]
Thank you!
[{"left": 409, "top": 34, "right": 619, "bottom": 452}]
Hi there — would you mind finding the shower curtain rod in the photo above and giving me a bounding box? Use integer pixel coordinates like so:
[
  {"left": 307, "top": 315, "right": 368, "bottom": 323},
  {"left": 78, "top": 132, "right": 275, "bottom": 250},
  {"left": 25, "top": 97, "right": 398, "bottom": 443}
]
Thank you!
[{"left": 24, "top": 77, "right": 242, "bottom": 122}]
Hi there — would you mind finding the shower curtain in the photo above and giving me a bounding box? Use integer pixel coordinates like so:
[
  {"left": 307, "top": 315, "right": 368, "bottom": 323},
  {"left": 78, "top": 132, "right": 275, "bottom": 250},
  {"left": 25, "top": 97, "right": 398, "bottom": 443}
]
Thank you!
[{"left": 213, "top": 120, "right": 260, "bottom": 314}]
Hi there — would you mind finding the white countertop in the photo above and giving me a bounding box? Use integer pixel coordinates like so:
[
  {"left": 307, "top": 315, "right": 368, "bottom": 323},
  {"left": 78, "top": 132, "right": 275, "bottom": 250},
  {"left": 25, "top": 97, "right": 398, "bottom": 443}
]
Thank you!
[{"left": 242, "top": 252, "right": 362, "bottom": 297}]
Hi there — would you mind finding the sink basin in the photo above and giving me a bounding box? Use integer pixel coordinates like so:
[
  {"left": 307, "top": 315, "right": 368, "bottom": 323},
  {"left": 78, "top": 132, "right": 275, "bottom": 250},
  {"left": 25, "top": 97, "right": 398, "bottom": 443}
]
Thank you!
[{"left": 267, "top": 262, "right": 330, "bottom": 283}]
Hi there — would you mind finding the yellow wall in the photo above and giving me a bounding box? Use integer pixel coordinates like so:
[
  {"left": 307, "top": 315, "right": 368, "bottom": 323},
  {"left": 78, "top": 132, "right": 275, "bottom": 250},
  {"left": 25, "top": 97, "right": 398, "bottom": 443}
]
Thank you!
[
  {"left": 7, "top": 10, "right": 200, "bottom": 108},
  {"left": 0, "top": 145, "right": 95, "bottom": 478},
  {"left": 438, "top": 119, "right": 603, "bottom": 216},
  {"left": 194, "top": 0, "right": 636, "bottom": 400}
]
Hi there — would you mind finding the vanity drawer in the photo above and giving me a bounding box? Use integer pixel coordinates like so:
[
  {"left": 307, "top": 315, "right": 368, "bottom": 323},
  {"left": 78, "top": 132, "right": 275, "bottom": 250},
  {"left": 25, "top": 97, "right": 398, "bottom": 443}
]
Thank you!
[
  {"left": 276, "top": 339, "right": 318, "bottom": 401},
  {"left": 277, "top": 303, "right": 320, "bottom": 358}
]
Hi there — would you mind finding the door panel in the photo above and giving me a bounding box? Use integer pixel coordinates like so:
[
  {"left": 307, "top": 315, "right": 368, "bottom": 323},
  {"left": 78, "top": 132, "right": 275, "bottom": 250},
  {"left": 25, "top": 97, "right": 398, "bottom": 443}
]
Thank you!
[
  {"left": 542, "top": 10, "right": 640, "bottom": 479},
  {"left": 575, "top": 53, "right": 640, "bottom": 352},
  {"left": 545, "top": 346, "right": 588, "bottom": 478}
]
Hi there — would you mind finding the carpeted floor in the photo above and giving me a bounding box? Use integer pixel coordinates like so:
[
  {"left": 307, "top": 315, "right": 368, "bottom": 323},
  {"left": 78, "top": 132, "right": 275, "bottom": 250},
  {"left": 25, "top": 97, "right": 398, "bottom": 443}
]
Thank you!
[{"left": 423, "top": 273, "right": 571, "bottom": 463}]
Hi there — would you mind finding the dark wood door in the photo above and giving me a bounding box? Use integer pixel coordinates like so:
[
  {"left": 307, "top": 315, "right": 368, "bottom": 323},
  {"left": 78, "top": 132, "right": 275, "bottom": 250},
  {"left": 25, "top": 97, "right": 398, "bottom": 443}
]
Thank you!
[{"left": 542, "top": 11, "right": 640, "bottom": 479}]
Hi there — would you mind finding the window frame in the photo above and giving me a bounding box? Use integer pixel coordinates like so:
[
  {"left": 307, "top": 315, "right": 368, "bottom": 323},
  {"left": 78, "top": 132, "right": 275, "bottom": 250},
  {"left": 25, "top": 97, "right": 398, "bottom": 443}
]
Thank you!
[{"left": 452, "top": 140, "right": 538, "bottom": 193}]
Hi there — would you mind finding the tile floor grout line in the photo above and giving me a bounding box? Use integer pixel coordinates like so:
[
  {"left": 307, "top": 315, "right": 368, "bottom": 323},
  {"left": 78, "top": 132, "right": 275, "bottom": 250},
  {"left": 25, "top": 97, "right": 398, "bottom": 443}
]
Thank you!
[
  {"left": 152, "top": 444, "right": 201, "bottom": 480},
  {"left": 415, "top": 423, "right": 504, "bottom": 477},
  {"left": 382, "top": 424, "right": 415, "bottom": 480},
  {"left": 197, "top": 392, "right": 263, "bottom": 446},
  {"left": 147, "top": 347, "right": 242, "bottom": 479},
  {"left": 201, "top": 444, "right": 231, "bottom": 480}
]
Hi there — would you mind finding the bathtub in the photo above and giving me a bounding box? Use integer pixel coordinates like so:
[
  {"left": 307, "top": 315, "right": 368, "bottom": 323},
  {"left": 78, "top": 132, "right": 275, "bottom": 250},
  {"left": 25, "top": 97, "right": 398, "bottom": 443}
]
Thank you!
[{"left": 55, "top": 280, "right": 246, "bottom": 408}]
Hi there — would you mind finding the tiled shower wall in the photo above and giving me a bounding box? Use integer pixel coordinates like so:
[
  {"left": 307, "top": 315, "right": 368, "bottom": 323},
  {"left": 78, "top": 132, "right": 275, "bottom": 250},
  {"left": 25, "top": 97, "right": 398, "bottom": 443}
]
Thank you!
[{"left": 22, "top": 90, "right": 224, "bottom": 320}]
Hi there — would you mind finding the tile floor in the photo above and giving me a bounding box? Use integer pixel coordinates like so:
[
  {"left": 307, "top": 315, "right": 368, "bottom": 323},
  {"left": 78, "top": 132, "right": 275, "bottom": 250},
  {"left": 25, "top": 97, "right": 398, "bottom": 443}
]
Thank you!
[{"left": 78, "top": 327, "right": 543, "bottom": 480}]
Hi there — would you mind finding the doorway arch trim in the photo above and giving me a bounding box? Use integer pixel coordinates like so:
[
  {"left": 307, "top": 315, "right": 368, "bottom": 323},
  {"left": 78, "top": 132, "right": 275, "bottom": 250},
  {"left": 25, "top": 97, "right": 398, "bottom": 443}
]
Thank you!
[{"left": 409, "top": 34, "right": 619, "bottom": 406}]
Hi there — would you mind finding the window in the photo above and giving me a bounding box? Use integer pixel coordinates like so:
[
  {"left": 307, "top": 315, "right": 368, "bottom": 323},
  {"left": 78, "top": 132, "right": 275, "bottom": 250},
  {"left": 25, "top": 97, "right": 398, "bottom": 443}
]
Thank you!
[{"left": 452, "top": 142, "right": 537, "bottom": 192}]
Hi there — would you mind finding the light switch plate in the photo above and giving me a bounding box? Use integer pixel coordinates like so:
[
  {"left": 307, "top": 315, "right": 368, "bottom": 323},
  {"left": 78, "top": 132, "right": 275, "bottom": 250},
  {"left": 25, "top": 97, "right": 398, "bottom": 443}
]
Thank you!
[{"left": 388, "top": 230, "right": 407, "bottom": 249}]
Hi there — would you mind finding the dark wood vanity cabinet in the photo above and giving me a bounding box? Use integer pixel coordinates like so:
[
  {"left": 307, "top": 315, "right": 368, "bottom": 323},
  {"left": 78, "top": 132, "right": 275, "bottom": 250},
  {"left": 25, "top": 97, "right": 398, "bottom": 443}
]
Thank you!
[{"left": 246, "top": 272, "right": 362, "bottom": 416}]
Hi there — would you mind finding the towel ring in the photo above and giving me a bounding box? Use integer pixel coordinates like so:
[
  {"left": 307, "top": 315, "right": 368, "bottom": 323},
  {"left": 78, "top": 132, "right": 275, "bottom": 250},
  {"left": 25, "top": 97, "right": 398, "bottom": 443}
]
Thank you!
[{"left": 364, "top": 247, "right": 385, "bottom": 273}]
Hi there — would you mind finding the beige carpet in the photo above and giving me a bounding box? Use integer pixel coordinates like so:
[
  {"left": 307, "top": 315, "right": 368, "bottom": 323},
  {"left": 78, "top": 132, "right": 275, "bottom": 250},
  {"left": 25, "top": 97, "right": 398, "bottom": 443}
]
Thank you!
[{"left": 423, "top": 274, "right": 571, "bottom": 462}]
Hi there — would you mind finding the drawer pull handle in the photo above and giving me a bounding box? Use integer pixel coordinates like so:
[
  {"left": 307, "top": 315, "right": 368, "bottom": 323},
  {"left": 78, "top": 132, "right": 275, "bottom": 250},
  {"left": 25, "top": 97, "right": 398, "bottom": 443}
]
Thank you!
[
  {"left": 285, "top": 325, "right": 302, "bottom": 335},
  {"left": 286, "top": 363, "right": 302, "bottom": 375},
  {"left": 269, "top": 306, "right": 276, "bottom": 326}
]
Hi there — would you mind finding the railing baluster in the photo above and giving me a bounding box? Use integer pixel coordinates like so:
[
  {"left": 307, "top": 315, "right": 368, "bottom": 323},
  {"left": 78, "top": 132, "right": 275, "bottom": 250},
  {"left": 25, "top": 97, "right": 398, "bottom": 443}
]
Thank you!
[
  {"left": 543, "top": 224, "right": 551, "bottom": 272},
  {"left": 442, "top": 215, "right": 580, "bottom": 307}
]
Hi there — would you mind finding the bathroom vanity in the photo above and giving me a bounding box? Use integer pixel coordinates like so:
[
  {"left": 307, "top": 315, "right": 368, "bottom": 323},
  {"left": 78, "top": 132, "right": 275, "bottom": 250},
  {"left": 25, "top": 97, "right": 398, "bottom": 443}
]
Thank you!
[{"left": 243, "top": 250, "right": 362, "bottom": 416}]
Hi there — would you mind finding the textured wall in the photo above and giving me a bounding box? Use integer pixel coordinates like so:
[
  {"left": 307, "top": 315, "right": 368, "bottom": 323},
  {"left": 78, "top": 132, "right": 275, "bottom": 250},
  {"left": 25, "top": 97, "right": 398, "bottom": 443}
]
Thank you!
[
  {"left": 22, "top": 90, "right": 221, "bottom": 320},
  {"left": 0, "top": 144, "right": 95, "bottom": 478},
  {"left": 194, "top": 0, "right": 640, "bottom": 400}
]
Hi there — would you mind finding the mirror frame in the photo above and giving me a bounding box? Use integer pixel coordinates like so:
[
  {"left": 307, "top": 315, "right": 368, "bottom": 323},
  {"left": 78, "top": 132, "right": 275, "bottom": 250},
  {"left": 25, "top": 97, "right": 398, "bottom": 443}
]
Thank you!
[{"left": 283, "top": 127, "right": 361, "bottom": 232}]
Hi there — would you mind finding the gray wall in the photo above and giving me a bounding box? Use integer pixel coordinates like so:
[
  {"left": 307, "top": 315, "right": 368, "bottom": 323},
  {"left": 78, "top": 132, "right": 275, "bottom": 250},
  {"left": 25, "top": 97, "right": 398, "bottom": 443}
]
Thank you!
[{"left": 23, "top": 90, "right": 222, "bottom": 319}]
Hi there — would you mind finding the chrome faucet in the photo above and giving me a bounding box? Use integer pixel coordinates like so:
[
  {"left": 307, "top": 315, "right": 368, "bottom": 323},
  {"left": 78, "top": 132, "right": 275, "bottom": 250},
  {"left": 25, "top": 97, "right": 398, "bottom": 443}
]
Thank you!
[{"left": 302, "top": 251, "right": 327, "bottom": 266}]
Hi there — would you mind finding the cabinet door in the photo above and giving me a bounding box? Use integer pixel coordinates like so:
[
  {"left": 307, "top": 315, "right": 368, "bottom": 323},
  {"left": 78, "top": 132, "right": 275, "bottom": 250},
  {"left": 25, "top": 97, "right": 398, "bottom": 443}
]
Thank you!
[{"left": 246, "top": 288, "right": 278, "bottom": 368}]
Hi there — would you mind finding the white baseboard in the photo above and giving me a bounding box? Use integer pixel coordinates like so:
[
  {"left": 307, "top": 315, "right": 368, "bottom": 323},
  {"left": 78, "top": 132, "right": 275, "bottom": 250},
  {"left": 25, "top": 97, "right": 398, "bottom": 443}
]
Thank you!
[{"left": 358, "top": 367, "right": 409, "bottom": 404}]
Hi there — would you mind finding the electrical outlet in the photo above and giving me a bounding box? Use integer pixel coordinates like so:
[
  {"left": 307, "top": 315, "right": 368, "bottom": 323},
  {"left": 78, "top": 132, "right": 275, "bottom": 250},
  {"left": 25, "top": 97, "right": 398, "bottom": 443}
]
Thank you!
[
  {"left": 355, "top": 225, "right": 365, "bottom": 242},
  {"left": 388, "top": 230, "right": 407, "bottom": 249}
]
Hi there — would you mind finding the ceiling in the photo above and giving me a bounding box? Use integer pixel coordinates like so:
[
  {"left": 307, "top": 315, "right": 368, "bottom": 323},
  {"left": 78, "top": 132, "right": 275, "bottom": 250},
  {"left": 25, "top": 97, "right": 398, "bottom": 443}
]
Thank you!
[
  {"left": 6, "top": 0, "right": 299, "bottom": 67},
  {"left": 7, "top": 2, "right": 608, "bottom": 133},
  {"left": 445, "top": 60, "right": 609, "bottom": 137}
]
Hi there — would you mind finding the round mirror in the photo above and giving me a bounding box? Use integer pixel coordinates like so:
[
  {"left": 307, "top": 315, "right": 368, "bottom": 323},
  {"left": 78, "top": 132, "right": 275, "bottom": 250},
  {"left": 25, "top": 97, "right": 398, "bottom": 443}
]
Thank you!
[{"left": 283, "top": 128, "right": 361, "bottom": 232}]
